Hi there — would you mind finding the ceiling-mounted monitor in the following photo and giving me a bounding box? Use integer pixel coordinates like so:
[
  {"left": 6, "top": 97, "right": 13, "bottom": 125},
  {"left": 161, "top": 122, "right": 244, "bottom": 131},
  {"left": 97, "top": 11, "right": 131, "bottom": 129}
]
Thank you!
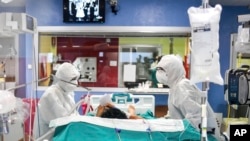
[
  {"left": 63, "top": 0, "right": 105, "bottom": 23},
  {"left": 12, "top": 13, "right": 37, "bottom": 33},
  {"left": 0, "top": 12, "right": 37, "bottom": 36}
]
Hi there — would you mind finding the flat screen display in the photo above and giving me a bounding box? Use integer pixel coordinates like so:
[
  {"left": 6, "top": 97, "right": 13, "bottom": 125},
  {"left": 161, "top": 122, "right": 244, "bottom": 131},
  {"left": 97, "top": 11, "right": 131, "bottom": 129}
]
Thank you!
[
  {"left": 26, "top": 15, "right": 34, "bottom": 31},
  {"left": 63, "top": 0, "right": 105, "bottom": 23}
]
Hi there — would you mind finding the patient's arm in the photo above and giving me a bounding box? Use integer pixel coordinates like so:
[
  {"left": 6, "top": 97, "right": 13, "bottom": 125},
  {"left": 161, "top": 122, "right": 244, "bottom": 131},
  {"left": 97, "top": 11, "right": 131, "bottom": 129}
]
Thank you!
[
  {"left": 96, "top": 103, "right": 142, "bottom": 119},
  {"left": 96, "top": 103, "right": 115, "bottom": 117},
  {"left": 127, "top": 105, "right": 143, "bottom": 119},
  {"left": 96, "top": 105, "right": 105, "bottom": 117}
]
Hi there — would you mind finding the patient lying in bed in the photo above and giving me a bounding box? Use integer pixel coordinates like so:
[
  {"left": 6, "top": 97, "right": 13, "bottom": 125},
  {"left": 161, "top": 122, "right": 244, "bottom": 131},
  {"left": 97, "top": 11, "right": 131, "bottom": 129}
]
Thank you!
[
  {"left": 96, "top": 102, "right": 143, "bottom": 119},
  {"left": 50, "top": 94, "right": 218, "bottom": 141}
]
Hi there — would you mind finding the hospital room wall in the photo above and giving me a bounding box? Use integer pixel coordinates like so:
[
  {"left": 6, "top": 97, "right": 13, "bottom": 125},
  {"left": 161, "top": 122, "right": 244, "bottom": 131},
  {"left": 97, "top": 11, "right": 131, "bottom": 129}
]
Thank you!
[{"left": 23, "top": 0, "right": 250, "bottom": 117}]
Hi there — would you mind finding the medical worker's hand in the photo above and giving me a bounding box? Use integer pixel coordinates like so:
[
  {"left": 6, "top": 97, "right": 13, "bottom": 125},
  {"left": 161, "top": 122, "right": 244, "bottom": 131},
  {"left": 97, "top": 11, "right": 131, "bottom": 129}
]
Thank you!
[{"left": 163, "top": 111, "right": 171, "bottom": 119}]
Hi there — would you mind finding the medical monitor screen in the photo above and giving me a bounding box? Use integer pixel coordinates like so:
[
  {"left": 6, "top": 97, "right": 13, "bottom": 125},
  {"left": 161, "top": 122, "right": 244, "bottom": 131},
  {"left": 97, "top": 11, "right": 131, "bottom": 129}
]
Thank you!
[
  {"left": 63, "top": 0, "right": 105, "bottom": 23},
  {"left": 26, "top": 15, "right": 34, "bottom": 31}
]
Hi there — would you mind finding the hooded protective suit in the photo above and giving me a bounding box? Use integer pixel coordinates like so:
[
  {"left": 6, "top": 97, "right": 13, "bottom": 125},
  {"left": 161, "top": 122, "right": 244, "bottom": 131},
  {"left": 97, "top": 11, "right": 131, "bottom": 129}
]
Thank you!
[
  {"left": 156, "top": 54, "right": 221, "bottom": 140},
  {"left": 33, "top": 62, "right": 80, "bottom": 139}
]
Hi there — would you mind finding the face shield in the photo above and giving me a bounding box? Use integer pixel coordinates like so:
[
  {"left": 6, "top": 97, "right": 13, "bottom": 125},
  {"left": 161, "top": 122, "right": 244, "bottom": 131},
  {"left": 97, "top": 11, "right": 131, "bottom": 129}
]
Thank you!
[
  {"left": 156, "top": 54, "right": 185, "bottom": 87},
  {"left": 55, "top": 62, "right": 80, "bottom": 92}
]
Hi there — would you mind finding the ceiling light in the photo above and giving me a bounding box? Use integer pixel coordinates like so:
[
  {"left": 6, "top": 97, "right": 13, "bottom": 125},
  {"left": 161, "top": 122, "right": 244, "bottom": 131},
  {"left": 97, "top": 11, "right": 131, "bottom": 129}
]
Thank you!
[{"left": 1, "top": 0, "right": 13, "bottom": 3}]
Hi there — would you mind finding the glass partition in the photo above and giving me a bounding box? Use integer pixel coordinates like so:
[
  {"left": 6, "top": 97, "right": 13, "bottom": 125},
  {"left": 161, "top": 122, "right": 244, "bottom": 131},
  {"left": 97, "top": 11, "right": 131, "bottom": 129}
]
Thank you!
[
  {"left": 37, "top": 26, "right": 190, "bottom": 89},
  {"left": 0, "top": 36, "right": 18, "bottom": 92}
]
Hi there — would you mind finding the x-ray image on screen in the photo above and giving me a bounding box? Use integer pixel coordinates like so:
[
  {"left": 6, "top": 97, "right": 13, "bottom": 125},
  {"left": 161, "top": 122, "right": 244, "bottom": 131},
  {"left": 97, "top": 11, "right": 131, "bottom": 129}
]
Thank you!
[{"left": 63, "top": 0, "right": 105, "bottom": 23}]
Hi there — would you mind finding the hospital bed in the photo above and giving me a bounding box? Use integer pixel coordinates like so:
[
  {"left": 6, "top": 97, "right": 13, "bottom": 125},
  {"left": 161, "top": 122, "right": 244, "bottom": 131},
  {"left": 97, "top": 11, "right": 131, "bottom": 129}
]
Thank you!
[
  {"left": 41, "top": 93, "right": 217, "bottom": 141},
  {"left": 88, "top": 93, "right": 155, "bottom": 116}
]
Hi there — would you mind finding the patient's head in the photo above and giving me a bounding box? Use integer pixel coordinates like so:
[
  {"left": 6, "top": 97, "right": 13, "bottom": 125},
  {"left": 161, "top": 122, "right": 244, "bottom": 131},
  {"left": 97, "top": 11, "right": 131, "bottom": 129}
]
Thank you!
[{"left": 100, "top": 107, "right": 128, "bottom": 119}]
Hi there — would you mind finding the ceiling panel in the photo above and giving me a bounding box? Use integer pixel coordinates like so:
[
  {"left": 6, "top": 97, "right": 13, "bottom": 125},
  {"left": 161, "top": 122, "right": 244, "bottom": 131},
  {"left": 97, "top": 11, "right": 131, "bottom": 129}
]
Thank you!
[
  {"left": 0, "top": 0, "right": 25, "bottom": 7},
  {"left": 0, "top": 0, "right": 250, "bottom": 7}
]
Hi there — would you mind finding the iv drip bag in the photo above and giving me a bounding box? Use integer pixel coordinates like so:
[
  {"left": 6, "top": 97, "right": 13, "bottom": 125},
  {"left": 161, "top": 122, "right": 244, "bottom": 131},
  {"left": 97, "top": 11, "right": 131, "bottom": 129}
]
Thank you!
[{"left": 187, "top": 4, "right": 223, "bottom": 85}]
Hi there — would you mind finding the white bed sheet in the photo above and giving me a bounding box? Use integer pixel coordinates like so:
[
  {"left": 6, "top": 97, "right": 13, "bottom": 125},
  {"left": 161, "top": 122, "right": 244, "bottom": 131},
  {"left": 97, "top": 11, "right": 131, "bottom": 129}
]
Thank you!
[{"left": 50, "top": 115, "right": 185, "bottom": 132}]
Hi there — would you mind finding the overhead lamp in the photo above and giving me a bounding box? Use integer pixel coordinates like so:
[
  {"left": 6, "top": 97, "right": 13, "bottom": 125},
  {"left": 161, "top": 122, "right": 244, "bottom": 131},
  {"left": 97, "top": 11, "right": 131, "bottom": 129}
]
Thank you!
[{"left": 1, "top": 0, "right": 13, "bottom": 3}]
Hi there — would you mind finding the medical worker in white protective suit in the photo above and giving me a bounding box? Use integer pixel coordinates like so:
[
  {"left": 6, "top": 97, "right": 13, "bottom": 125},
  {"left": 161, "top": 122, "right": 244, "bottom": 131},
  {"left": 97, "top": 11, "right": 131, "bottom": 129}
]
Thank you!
[
  {"left": 156, "top": 54, "right": 225, "bottom": 141},
  {"left": 33, "top": 62, "right": 80, "bottom": 139}
]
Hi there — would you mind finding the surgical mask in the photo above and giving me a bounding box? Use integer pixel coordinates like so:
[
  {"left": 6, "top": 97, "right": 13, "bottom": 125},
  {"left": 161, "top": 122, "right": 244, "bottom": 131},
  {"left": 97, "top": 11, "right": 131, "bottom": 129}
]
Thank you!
[
  {"left": 156, "top": 70, "right": 169, "bottom": 86},
  {"left": 60, "top": 79, "right": 78, "bottom": 93}
]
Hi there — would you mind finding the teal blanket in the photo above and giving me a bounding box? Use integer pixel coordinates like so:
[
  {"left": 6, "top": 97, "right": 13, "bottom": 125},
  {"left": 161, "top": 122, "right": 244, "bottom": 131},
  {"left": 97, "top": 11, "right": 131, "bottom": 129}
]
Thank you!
[
  {"left": 52, "top": 110, "right": 217, "bottom": 141},
  {"left": 53, "top": 119, "right": 216, "bottom": 141}
]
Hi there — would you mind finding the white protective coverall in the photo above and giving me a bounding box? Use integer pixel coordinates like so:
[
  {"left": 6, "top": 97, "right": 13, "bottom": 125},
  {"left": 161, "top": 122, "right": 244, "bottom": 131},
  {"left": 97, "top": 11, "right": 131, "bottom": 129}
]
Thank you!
[
  {"left": 156, "top": 54, "right": 221, "bottom": 141},
  {"left": 33, "top": 62, "right": 80, "bottom": 139}
]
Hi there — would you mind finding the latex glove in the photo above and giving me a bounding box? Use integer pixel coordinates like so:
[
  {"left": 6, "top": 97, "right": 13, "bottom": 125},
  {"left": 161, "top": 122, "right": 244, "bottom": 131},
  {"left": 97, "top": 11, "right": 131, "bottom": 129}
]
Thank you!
[{"left": 164, "top": 111, "right": 171, "bottom": 119}]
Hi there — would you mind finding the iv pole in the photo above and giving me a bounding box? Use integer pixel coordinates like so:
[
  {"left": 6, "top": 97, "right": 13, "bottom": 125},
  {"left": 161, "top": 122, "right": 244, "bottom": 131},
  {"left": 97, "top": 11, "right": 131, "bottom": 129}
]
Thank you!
[
  {"left": 201, "top": 81, "right": 209, "bottom": 141},
  {"left": 202, "top": 0, "right": 209, "bottom": 8},
  {"left": 200, "top": 1, "right": 209, "bottom": 141}
]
